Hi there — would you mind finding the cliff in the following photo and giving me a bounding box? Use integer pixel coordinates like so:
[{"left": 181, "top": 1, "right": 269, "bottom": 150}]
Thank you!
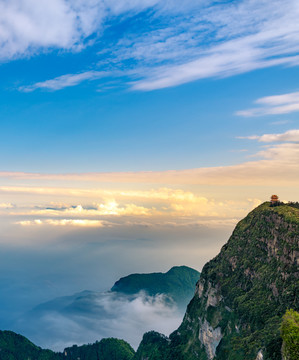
[{"left": 135, "top": 202, "right": 299, "bottom": 360}]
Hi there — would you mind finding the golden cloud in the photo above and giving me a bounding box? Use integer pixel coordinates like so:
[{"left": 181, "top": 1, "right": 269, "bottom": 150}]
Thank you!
[{"left": 17, "top": 219, "right": 107, "bottom": 227}]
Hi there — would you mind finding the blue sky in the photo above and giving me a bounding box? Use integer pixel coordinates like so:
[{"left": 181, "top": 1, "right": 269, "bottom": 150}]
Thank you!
[
  {"left": 1, "top": 0, "right": 299, "bottom": 173},
  {"left": 0, "top": 0, "right": 299, "bottom": 349}
]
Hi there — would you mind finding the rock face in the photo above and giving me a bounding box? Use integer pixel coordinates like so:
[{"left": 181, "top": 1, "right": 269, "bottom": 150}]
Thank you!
[
  {"left": 134, "top": 202, "right": 299, "bottom": 360},
  {"left": 198, "top": 319, "right": 222, "bottom": 360}
]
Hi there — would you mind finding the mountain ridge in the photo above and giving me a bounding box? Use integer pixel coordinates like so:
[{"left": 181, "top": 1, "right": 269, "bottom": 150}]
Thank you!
[{"left": 134, "top": 202, "right": 299, "bottom": 360}]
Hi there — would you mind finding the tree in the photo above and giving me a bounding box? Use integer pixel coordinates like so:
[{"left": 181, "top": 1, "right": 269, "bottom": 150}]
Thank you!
[{"left": 281, "top": 309, "right": 299, "bottom": 360}]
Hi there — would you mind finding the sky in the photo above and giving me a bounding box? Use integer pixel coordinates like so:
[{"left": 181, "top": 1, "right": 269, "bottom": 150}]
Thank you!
[{"left": 1, "top": 0, "right": 299, "bottom": 350}]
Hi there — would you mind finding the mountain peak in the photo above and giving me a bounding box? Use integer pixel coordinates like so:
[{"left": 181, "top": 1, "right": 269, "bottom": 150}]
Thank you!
[
  {"left": 135, "top": 201, "right": 299, "bottom": 360},
  {"left": 111, "top": 265, "right": 200, "bottom": 308}
]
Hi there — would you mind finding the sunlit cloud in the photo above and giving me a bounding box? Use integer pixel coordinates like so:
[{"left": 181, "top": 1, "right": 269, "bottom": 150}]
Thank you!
[
  {"left": 26, "top": 202, "right": 154, "bottom": 217},
  {"left": 17, "top": 219, "right": 107, "bottom": 227},
  {"left": 0, "top": 139, "right": 298, "bottom": 231},
  {"left": 0, "top": 203, "right": 14, "bottom": 208},
  {"left": 5, "top": 193, "right": 263, "bottom": 231},
  {"left": 237, "top": 129, "right": 299, "bottom": 142},
  {"left": 236, "top": 91, "right": 299, "bottom": 116}
]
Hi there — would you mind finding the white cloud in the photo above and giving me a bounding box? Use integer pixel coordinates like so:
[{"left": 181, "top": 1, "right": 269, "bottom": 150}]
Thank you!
[
  {"left": 0, "top": 0, "right": 161, "bottom": 60},
  {"left": 236, "top": 91, "right": 299, "bottom": 116},
  {"left": 19, "top": 71, "right": 107, "bottom": 92},
  {"left": 0, "top": 0, "right": 101, "bottom": 59},
  {"left": 131, "top": 0, "right": 299, "bottom": 90},
  {"left": 238, "top": 129, "right": 299, "bottom": 142},
  {"left": 6, "top": 0, "right": 299, "bottom": 92}
]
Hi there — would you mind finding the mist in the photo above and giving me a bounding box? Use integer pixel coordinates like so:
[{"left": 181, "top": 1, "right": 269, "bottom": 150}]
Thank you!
[
  {"left": 0, "top": 220, "right": 233, "bottom": 349},
  {"left": 13, "top": 290, "right": 182, "bottom": 351}
]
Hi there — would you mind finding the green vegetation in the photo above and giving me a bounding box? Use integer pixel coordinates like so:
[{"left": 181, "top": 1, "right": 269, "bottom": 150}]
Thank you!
[
  {"left": 1, "top": 203, "right": 298, "bottom": 360},
  {"left": 281, "top": 309, "right": 299, "bottom": 360},
  {"left": 0, "top": 331, "right": 58, "bottom": 360},
  {"left": 0, "top": 332, "right": 135, "bottom": 360},
  {"left": 133, "top": 202, "right": 299, "bottom": 360},
  {"left": 111, "top": 265, "right": 200, "bottom": 308},
  {"left": 63, "top": 338, "right": 135, "bottom": 360},
  {"left": 134, "top": 331, "right": 169, "bottom": 360}
]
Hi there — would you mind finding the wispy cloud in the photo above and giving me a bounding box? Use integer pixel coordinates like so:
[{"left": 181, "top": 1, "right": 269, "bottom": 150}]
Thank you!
[
  {"left": 10, "top": 0, "right": 299, "bottom": 91},
  {"left": 270, "top": 120, "right": 291, "bottom": 126},
  {"left": 130, "top": 0, "right": 299, "bottom": 90},
  {"left": 236, "top": 91, "right": 299, "bottom": 116},
  {"left": 237, "top": 129, "right": 299, "bottom": 142},
  {"left": 19, "top": 71, "right": 108, "bottom": 92}
]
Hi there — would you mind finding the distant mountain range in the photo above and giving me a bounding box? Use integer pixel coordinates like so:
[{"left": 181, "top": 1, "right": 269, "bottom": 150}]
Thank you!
[
  {"left": 1, "top": 201, "right": 298, "bottom": 360},
  {"left": 10, "top": 265, "right": 200, "bottom": 350}
]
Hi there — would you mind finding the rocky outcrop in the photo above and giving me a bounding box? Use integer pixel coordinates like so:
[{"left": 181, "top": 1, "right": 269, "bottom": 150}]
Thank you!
[
  {"left": 133, "top": 203, "right": 298, "bottom": 360},
  {"left": 255, "top": 350, "right": 263, "bottom": 360},
  {"left": 198, "top": 319, "right": 222, "bottom": 360},
  {"left": 169, "top": 203, "right": 298, "bottom": 360}
]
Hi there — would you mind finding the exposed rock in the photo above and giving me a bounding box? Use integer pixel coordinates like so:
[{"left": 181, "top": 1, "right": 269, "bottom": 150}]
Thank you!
[
  {"left": 198, "top": 319, "right": 222, "bottom": 360},
  {"left": 196, "top": 280, "right": 204, "bottom": 298},
  {"left": 270, "top": 282, "right": 279, "bottom": 297},
  {"left": 255, "top": 349, "right": 263, "bottom": 360},
  {"left": 206, "top": 283, "right": 222, "bottom": 308},
  {"left": 132, "top": 202, "right": 299, "bottom": 360}
]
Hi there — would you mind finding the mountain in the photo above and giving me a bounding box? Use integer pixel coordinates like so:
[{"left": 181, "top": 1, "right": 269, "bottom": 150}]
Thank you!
[
  {"left": 0, "top": 332, "right": 135, "bottom": 360},
  {"left": 12, "top": 265, "right": 199, "bottom": 350},
  {"left": 111, "top": 265, "right": 200, "bottom": 308},
  {"left": 134, "top": 202, "right": 299, "bottom": 360},
  {"left": 62, "top": 338, "right": 135, "bottom": 360},
  {"left": 3, "top": 202, "right": 298, "bottom": 359},
  {"left": 0, "top": 330, "right": 58, "bottom": 360},
  {"left": 1, "top": 266, "right": 199, "bottom": 358}
]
